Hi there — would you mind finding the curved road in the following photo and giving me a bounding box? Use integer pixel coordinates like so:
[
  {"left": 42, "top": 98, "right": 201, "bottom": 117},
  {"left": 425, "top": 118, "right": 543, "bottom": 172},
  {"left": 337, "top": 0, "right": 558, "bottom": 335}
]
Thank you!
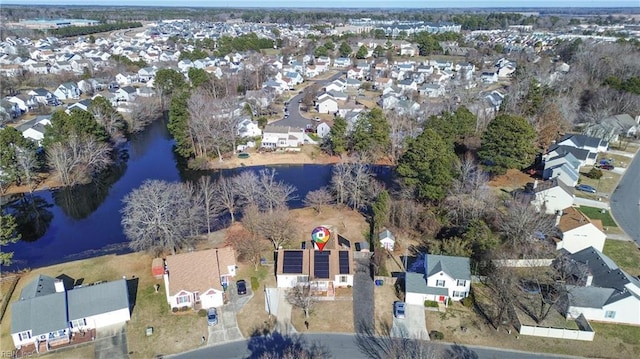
[
  {"left": 169, "top": 333, "right": 582, "bottom": 359},
  {"left": 610, "top": 149, "right": 640, "bottom": 245}
]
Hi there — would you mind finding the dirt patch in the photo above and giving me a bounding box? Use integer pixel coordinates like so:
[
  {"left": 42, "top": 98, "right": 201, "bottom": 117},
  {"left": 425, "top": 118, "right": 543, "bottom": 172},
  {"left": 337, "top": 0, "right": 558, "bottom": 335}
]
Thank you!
[
  {"left": 291, "top": 299, "right": 354, "bottom": 333},
  {"left": 488, "top": 169, "right": 533, "bottom": 192},
  {"left": 207, "top": 145, "right": 341, "bottom": 170},
  {"left": 374, "top": 282, "right": 399, "bottom": 328},
  {"left": 289, "top": 206, "right": 368, "bottom": 247}
]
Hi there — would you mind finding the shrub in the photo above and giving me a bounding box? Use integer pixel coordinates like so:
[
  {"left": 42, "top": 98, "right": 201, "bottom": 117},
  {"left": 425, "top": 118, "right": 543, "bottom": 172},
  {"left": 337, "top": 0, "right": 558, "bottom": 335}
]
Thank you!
[
  {"left": 424, "top": 300, "right": 439, "bottom": 308},
  {"left": 587, "top": 168, "right": 603, "bottom": 179},
  {"left": 429, "top": 330, "right": 444, "bottom": 340},
  {"left": 447, "top": 298, "right": 452, "bottom": 307},
  {"left": 461, "top": 296, "right": 474, "bottom": 308},
  {"left": 198, "top": 309, "right": 207, "bottom": 317},
  {"left": 180, "top": 306, "right": 189, "bottom": 312},
  {"left": 171, "top": 307, "right": 178, "bottom": 313},
  {"left": 251, "top": 277, "right": 260, "bottom": 291}
]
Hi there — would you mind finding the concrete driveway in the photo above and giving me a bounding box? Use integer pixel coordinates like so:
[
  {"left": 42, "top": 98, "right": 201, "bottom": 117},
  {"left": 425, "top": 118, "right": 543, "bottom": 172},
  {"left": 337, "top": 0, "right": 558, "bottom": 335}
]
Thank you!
[
  {"left": 94, "top": 323, "right": 128, "bottom": 359},
  {"left": 391, "top": 304, "right": 429, "bottom": 340},
  {"left": 207, "top": 282, "right": 251, "bottom": 345}
]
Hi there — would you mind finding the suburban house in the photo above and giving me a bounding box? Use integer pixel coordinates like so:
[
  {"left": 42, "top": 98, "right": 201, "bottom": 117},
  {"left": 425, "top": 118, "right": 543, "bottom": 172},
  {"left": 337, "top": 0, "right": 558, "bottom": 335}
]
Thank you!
[
  {"left": 163, "top": 247, "right": 237, "bottom": 310},
  {"left": 419, "top": 84, "right": 445, "bottom": 98},
  {"left": 261, "top": 125, "right": 305, "bottom": 148},
  {"left": 555, "top": 207, "right": 606, "bottom": 253},
  {"left": 561, "top": 247, "right": 640, "bottom": 326},
  {"left": 236, "top": 118, "right": 262, "bottom": 138},
  {"left": 480, "top": 72, "right": 498, "bottom": 84},
  {"left": 556, "top": 134, "right": 608, "bottom": 154},
  {"left": 316, "top": 96, "right": 338, "bottom": 114},
  {"left": 543, "top": 160, "right": 580, "bottom": 187},
  {"left": 315, "top": 121, "right": 331, "bottom": 139},
  {"left": 114, "top": 86, "right": 137, "bottom": 102},
  {"left": 16, "top": 116, "right": 51, "bottom": 145},
  {"left": 530, "top": 179, "right": 575, "bottom": 215},
  {"left": 583, "top": 114, "right": 639, "bottom": 143},
  {"left": 11, "top": 275, "right": 130, "bottom": 351},
  {"left": 53, "top": 82, "right": 81, "bottom": 100},
  {"left": 27, "top": 88, "right": 57, "bottom": 106},
  {"left": 378, "top": 229, "right": 396, "bottom": 251},
  {"left": 545, "top": 144, "right": 597, "bottom": 167},
  {"left": 405, "top": 253, "right": 471, "bottom": 306},
  {"left": 276, "top": 231, "right": 354, "bottom": 291}
]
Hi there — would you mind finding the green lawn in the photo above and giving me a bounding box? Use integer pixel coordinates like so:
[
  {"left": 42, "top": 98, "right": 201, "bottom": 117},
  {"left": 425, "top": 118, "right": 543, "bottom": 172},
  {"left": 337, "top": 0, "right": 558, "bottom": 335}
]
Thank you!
[
  {"left": 591, "top": 322, "right": 640, "bottom": 346},
  {"left": 603, "top": 240, "right": 640, "bottom": 277},
  {"left": 579, "top": 206, "right": 618, "bottom": 227}
]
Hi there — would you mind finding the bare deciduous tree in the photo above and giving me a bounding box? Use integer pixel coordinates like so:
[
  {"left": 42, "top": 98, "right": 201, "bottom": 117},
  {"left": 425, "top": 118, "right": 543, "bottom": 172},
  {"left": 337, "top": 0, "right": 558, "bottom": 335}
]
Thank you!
[
  {"left": 225, "top": 224, "right": 268, "bottom": 270},
  {"left": 121, "top": 179, "right": 203, "bottom": 255},
  {"left": 499, "top": 196, "right": 557, "bottom": 248},
  {"left": 14, "top": 145, "right": 39, "bottom": 193},
  {"left": 303, "top": 187, "right": 333, "bottom": 213},
  {"left": 258, "top": 206, "right": 297, "bottom": 250},
  {"left": 196, "top": 176, "right": 224, "bottom": 235},
  {"left": 445, "top": 155, "right": 493, "bottom": 226},
  {"left": 214, "top": 175, "right": 238, "bottom": 223},
  {"left": 47, "top": 134, "right": 113, "bottom": 186},
  {"left": 330, "top": 160, "right": 375, "bottom": 210},
  {"left": 286, "top": 283, "right": 317, "bottom": 319},
  {"left": 130, "top": 96, "right": 162, "bottom": 132},
  {"left": 234, "top": 169, "right": 297, "bottom": 212}
]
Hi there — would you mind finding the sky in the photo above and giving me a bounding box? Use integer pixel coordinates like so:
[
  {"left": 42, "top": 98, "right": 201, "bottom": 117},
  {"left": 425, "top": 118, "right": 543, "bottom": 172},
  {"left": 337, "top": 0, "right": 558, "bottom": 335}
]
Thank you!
[{"left": 11, "top": 0, "right": 640, "bottom": 8}]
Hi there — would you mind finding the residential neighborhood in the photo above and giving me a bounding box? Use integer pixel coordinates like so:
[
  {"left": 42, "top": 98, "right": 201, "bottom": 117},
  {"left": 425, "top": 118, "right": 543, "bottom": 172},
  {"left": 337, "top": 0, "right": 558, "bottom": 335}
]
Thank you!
[{"left": 1, "top": 5, "right": 640, "bottom": 359}]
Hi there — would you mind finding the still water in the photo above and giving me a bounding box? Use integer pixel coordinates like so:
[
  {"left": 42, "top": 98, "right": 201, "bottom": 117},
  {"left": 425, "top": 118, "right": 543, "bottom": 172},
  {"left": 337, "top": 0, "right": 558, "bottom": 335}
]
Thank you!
[{"left": 3, "top": 119, "right": 390, "bottom": 271}]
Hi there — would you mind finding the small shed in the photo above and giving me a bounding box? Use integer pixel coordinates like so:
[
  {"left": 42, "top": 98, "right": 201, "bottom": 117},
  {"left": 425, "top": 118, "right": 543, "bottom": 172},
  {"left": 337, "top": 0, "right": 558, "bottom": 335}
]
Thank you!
[
  {"left": 378, "top": 229, "right": 396, "bottom": 251},
  {"left": 152, "top": 258, "right": 164, "bottom": 279}
]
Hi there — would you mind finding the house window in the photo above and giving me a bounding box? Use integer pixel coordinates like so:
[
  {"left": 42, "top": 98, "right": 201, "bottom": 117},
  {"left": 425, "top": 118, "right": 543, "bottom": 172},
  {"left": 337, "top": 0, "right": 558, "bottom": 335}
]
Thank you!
[
  {"left": 436, "top": 280, "right": 445, "bottom": 287},
  {"left": 457, "top": 280, "right": 466, "bottom": 287},
  {"left": 339, "top": 276, "right": 348, "bottom": 283},
  {"left": 453, "top": 291, "right": 467, "bottom": 298},
  {"left": 70, "top": 318, "right": 86, "bottom": 328},
  {"left": 18, "top": 331, "right": 31, "bottom": 341},
  {"left": 177, "top": 295, "right": 191, "bottom": 305},
  {"left": 605, "top": 311, "right": 616, "bottom": 319},
  {"left": 297, "top": 276, "right": 308, "bottom": 283}
]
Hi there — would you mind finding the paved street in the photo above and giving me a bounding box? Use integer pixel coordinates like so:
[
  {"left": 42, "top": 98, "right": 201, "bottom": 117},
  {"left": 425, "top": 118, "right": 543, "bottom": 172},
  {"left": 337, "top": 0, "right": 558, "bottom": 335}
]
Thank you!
[
  {"left": 171, "top": 333, "right": 584, "bottom": 359},
  {"left": 610, "top": 147, "right": 640, "bottom": 245}
]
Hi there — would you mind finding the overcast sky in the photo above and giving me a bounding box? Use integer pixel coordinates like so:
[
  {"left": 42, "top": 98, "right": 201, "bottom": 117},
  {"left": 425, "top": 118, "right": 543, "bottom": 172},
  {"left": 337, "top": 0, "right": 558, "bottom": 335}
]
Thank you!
[{"left": 15, "top": 1, "right": 640, "bottom": 8}]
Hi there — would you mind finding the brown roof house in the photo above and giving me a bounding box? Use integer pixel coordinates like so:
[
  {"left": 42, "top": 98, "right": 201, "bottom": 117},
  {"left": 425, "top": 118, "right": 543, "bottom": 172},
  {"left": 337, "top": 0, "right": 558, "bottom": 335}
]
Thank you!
[
  {"left": 163, "top": 247, "right": 237, "bottom": 310},
  {"left": 276, "top": 225, "right": 354, "bottom": 294},
  {"left": 554, "top": 207, "right": 606, "bottom": 254}
]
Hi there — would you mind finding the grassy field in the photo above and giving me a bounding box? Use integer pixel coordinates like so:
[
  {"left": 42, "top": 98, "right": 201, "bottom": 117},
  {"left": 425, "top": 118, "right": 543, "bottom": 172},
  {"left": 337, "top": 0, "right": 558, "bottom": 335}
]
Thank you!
[
  {"left": 603, "top": 240, "right": 640, "bottom": 277},
  {"left": 577, "top": 171, "right": 621, "bottom": 197},
  {"left": 579, "top": 206, "right": 618, "bottom": 227}
]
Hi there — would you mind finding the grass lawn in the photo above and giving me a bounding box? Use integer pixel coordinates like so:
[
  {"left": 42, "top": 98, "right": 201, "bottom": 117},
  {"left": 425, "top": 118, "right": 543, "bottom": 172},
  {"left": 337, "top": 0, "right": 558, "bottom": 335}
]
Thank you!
[
  {"left": 598, "top": 153, "right": 633, "bottom": 168},
  {"left": 579, "top": 206, "right": 618, "bottom": 227},
  {"left": 374, "top": 281, "right": 398, "bottom": 329},
  {"left": 236, "top": 263, "right": 278, "bottom": 337},
  {"left": 603, "top": 240, "right": 640, "bottom": 277},
  {"left": 291, "top": 299, "right": 354, "bottom": 333},
  {"left": 577, "top": 171, "right": 621, "bottom": 196}
]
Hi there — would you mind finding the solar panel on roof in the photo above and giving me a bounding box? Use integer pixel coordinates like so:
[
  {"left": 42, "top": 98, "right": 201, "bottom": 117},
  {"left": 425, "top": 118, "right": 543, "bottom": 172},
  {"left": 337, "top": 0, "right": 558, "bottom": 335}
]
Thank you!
[
  {"left": 339, "top": 251, "right": 350, "bottom": 274},
  {"left": 282, "top": 251, "right": 303, "bottom": 274},
  {"left": 314, "top": 251, "right": 330, "bottom": 279}
]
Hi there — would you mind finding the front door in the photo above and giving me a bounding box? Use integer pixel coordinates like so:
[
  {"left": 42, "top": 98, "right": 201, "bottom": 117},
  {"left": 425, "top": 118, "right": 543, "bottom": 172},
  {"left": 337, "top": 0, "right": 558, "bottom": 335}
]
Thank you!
[{"left": 439, "top": 296, "right": 445, "bottom": 303}]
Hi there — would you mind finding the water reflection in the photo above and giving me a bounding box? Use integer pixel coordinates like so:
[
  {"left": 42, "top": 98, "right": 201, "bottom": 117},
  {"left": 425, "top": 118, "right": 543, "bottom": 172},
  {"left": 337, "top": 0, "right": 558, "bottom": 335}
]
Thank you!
[
  {"left": 52, "top": 155, "right": 128, "bottom": 220},
  {"left": 7, "top": 193, "right": 54, "bottom": 242}
]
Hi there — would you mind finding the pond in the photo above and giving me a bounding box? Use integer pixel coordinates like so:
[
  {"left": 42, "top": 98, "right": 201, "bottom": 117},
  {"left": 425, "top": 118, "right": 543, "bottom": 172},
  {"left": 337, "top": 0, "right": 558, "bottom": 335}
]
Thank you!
[{"left": 3, "top": 119, "right": 392, "bottom": 271}]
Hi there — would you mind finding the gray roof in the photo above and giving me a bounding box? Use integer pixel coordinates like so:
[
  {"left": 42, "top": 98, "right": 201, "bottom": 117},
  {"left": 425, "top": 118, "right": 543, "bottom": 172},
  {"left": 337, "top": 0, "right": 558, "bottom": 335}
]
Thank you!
[
  {"left": 405, "top": 272, "right": 450, "bottom": 296},
  {"left": 568, "top": 247, "right": 640, "bottom": 292},
  {"left": 567, "top": 285, "right": 623, "bottom": 308},
  {"left": 558, "top": 134, "right": 607, "bottom": 150},
  {"left": 547, "top": 144, "right": 590, "bottom": 162},
  {"left": 426, "top": 254, "right": 471, "bottom": 280},
  {"left": 378, "top": 229, "right": 395, "bottom": 241},
  {"left": 11, "top": 277, "right": 129, "bottom": 336},
  {"left": 11, "top": 292, "right": 68, "bottom": 335},
  {"left": 68, "top": 279, "right": 130, "bottom": 320}
]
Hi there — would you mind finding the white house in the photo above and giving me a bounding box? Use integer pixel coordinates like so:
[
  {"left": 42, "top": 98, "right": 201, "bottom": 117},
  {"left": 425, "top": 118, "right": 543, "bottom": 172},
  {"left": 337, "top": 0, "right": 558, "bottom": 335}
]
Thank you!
[
  {"left": 530, "top": 179, "right": 575, "bottom": 215},
  {"left": 480, "top": 72, "right": 498, "bottom": 84},
  {"left": 11, "top": 275, "right": 130, "bottom": 350},
  {"left": 555, "top": 207, "right": 606, "bottom": 254},
  {"left": 419, "top": 84, "right": 445, "bottom": 98},
  {"left": 163, "top": 247, "right": 237, "bottom": 310},
  {"left": 115, "top": 73, "right": 131, "bottom": 86},
  {"left": 114, "top": 86, "right": 137, "bottom": 102},
  {"left": 276, "top": 236, "right": 354, "bottom": 290},
  {"left": 16, "top": 116, "right": 51, "bottom": 146},
  {"left": 546, "top": 145, "right": 597, "bottom": 167},
  {"left": 316, "top": 122, "right": 331, "bottom": 139},
  {"left": 562, "top": 247, "right": 640, "bottom": 326},
  {"left": 261, "top": 125, "right": 305, "bottom": 148},
  {"left": 405, "top": 253, "right": 471, "bottom": 306},
  {"left": 53, "top": 82, "right": 81, "bottom": 100},
  {"left": 378, "top": 229, "right": 396, "bottom": 251},
  {"left": 583, "top": 114, "right": 640, "bottom": 143},
  {"left": 543, "top": 162, "right": 579, "bottom": 187},
  {"left": 316, "top": 97, "right": 338, "bottom": 114},
  {"left": 556, "top": 134, "right": 608, "bottom": 154},
  {"left": 237, "top": 118, "right": 262, "bottom": 138}
]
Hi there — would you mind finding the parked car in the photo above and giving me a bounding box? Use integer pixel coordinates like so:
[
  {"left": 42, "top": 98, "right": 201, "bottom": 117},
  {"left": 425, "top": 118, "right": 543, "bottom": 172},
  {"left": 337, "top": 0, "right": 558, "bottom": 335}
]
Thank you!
[
  {"left": 237, "top": 279, "right": 247, "bottom": 295},
  {"left": 207, "top": 307, "right": 218, "bottom": 326},
  {"left": 576, "top": 184, "right": 597, "bottom": 193},
  {"left": 394, "top": 301, "right": 406, "bottom": 319},
  {"left": 599, "top": 164, "right": 614, "bottom": 170}
]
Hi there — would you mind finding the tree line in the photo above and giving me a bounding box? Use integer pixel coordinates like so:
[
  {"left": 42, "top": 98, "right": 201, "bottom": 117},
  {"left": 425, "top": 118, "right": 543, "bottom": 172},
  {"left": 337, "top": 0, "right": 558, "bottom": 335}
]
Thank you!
[{"left": 50, "top": 21, "right": 142, "bottom": 38}]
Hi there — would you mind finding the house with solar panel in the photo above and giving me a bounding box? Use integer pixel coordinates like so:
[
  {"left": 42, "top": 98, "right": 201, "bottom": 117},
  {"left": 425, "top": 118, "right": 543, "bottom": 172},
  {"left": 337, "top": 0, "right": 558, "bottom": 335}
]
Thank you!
[
  {"left": 275, "top": 234, "right": 354, "bottom": 294},
  {"left": 10, "top": 275, "right": 130, "bottom": 353},
  {"left": 404, "top": 253, "right": 471, "bottom": 306}
]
